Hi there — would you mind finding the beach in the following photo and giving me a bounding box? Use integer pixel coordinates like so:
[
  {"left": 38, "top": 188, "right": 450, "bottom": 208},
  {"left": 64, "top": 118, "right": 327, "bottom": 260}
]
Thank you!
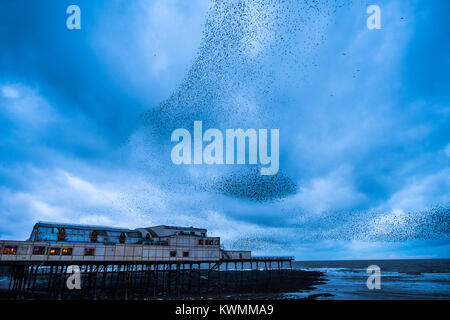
[{"left": 287, "top": 259, "right": 450, "bottom": 300}]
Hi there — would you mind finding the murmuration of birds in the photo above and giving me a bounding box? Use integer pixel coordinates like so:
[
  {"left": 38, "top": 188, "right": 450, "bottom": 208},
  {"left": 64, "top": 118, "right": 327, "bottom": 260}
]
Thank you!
[{"left": 137, "top": 0, "right": 350, "bottom": 201}]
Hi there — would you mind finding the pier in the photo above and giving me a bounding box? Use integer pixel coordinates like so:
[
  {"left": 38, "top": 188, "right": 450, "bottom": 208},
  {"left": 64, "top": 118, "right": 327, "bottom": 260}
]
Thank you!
[{"left": 0, "top": 222, "right": 303, "bottom": 299}]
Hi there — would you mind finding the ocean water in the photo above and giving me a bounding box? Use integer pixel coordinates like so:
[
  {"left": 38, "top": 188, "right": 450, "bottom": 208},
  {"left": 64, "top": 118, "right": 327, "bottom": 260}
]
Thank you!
[{"left": 287, "top": 259, "right": 450, "bottom": 300}]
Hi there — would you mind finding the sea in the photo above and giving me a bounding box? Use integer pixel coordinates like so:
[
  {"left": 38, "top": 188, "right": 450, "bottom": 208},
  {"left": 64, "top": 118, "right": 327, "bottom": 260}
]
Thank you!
[{"left": 286, "top": 259, "right": 450, "bottom": 300}]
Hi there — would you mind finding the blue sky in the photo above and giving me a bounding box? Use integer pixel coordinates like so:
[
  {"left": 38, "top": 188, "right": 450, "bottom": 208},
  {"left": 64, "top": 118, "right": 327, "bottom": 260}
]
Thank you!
[{"left": 0, "top": 0, "right": 448, "bottom": 260}]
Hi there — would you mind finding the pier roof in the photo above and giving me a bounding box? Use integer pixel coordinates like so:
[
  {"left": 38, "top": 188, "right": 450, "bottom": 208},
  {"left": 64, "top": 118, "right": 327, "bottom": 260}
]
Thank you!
[{"left": 34, "top": 221, "right": 132, "bottom": 232}]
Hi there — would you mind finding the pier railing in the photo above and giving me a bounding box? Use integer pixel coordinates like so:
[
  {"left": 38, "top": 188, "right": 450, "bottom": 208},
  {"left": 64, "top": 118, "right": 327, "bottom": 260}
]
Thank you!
[{"left": 251, "top": 256, "right": 294, "bottom": 261}]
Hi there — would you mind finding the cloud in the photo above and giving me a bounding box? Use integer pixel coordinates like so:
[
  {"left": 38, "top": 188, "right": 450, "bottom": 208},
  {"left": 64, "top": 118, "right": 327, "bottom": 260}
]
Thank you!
[
  {"left": 1, "top": 86, "right": 20, "bottom": 99},
  {"left": 0, "top": 84, "right": 58, "bottom": 128},
  {"left": 378, "top": 168, "right": 450, "bottom": 213},
  {"left": 291, "top": 166, "right": 368, "bottom": 214},
  {"left": 445, "top": 144, "right": 450, "bottom": 158},
  {"left": 0, "top": 164, "right": 166, "bottom": 239}
]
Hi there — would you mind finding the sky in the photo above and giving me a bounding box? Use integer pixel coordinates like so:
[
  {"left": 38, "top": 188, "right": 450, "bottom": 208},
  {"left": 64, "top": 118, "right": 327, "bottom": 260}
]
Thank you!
[{"left": 0, "top": 0, "right": 448, "bottom": 260}]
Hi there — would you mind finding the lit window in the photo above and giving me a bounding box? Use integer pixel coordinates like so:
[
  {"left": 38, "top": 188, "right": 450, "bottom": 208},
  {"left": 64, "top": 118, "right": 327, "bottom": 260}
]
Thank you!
[
  {"left": 3, "top": 246, "right": 17, "bottom": 255},
  {"left": 170, "top": 250, "right": 177, "bottom": 257},
  {"left": 183, "top": 251, "right": 189, "bottom": 257},
  {"left": 49, "top": 248, "right": 61, "bottom": 255},
  {"left": 84, "top": 248, "right": 95, "bottom": 256},
  {"left": 33, "top": 246, "right": 45, "bottom": 255},
  {"left": 57, "top": 228, "right": 66, "bottom": 241},
  {"left": 198, "top": 239, "right": 204, "bottom": 245},
  {"left": 62, "top": 248, "right": 73, "bottom": 256}
]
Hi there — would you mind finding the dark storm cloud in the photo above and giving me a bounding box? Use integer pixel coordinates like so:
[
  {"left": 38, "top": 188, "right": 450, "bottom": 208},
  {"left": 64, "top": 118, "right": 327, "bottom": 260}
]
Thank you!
[{"left": 0, "top": 0, "right": 151, "bottom": 148}]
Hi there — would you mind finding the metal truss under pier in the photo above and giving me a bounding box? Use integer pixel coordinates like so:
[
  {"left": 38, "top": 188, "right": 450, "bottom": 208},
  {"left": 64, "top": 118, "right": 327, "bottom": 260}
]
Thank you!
[{"left": 0, "top": 257, "right": 294, "bottom": 299}]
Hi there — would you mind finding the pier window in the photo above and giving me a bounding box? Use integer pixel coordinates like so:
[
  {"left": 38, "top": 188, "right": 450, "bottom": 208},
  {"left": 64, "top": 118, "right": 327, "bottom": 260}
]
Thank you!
[
  {"left": 62, "top": 248, "right": 73, "bottom": 256},
  {"left": 90, "top": 230, "right": 98, "bottom": 242},
  {"left": 84, "top": 248, "right": 95, "bottom": 256},
  {"left": 183, "top": 251, "right": 189, "bottom": 257},
  {"left": 170, "top": 250, "right": 177, "bottom": 257},
  {"left": 49, "top": 248, "right": 61, "bottom": 255},
  {"left": 119, "top": 232, "right": 126, "bottom": 244},
  {"left": 57, "top": 228, "right": 66, "bottom": 241},
  {"left": 3, "top": 245, "right": 17, "bottom": 255},
  {"left": 33, "top": 246, "right": 46, "bottom": 255}
]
